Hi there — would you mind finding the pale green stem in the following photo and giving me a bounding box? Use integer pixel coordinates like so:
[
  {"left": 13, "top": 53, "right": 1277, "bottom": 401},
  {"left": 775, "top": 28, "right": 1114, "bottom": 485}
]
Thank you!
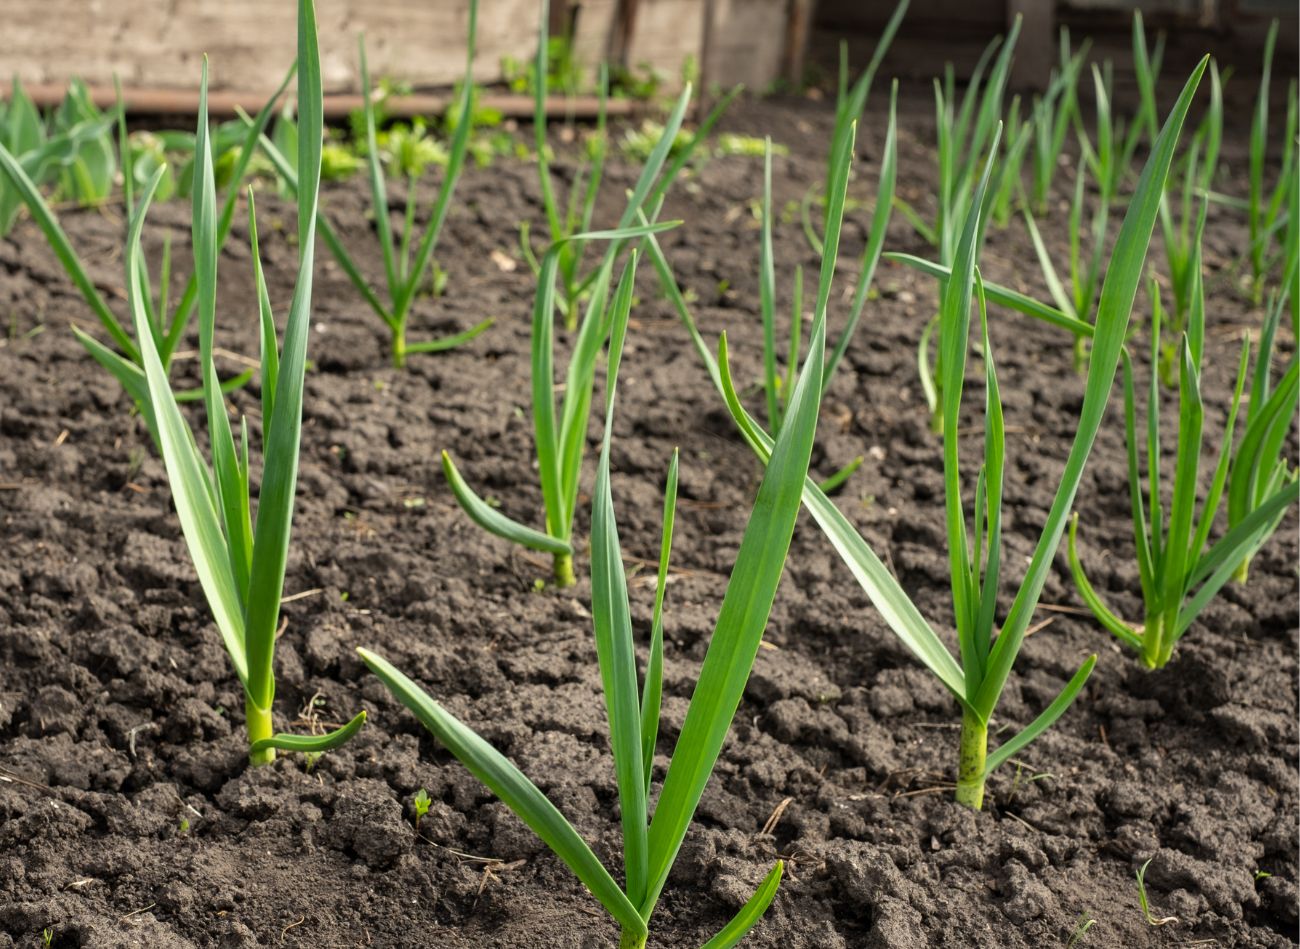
[
  {"left": 1233, "top": 557, "right": 1250, "bottom": 585},
  {"left": 955, "top": 710, "right": 987, "bottom": 809},
  {"left": 553, "top": 552, "right": 576, "bottom": 588},
  {"left": 392, "top": 323, "right": 407, "bottom": 369},
  {"left": 619, "top": 929, "right": 647, "bottom": 949},
  {"left": 1140, "top": 610, "right": 1173, "bottom": 669},
  {"left": 246, "top": 697, "right": 275, "bottom": 766}
]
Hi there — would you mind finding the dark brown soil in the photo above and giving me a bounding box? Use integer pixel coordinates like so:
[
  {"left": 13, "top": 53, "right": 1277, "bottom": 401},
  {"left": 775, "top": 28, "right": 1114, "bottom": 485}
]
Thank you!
[{"left": 0, "top": 87, "right": 1296, "bottom": 949}]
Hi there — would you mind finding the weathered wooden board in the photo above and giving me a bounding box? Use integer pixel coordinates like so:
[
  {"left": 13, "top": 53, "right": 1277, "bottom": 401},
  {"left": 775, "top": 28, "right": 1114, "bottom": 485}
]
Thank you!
[
  {"left": 2, "top": 0, "right": 791, "bottom": 99},
  {"left": 4, "top": 0, "right": 537, "bottom": 93}
]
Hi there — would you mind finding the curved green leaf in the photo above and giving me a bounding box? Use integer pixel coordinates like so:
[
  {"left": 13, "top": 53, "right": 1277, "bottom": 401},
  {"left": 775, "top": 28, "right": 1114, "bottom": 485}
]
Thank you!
[
  {"left": 440, "top": 450, "right": 573, "bottom": 556},
  {"left": 1066, "top": 514, "right": 1144, "bottom": 651},
  {"left": 1179, "top": 481, "right": 1299, "bottom": 635},
  {"left": 698, "top": 861, "right": 784, "bottom": 949},
  {"left": 194, "top": 60, "right": 254, "bottom": 605},
  {"left": 242, "top": 0, "right": 324, "bottom": 711},
  {"left": 641, "top": 448, "right": 679, "bottom": 793},
  {"left": 72, "top": 326, "right": 149, "bottom": 408},
  {"left": 983, "top": 655, "right": 1096, "bottom": 777},
  {"left": 248, "top": 111, "right": 393, "bottom": 326},
  {"left": 249, "top": 710, "right": 367, "bottom": 756},
  {"left": 390, "top": 0, "right": 479, "bottom": 322},
  {"left": 884, "top": 253, "right": 1092, "bottom": 337},
  {"left": 824, "top": 79, "right": 900, "bottom": 389},
  {"left": 163, "top": 62, "right": 296, "bottom": 361},
  {"left": 357, "top": 648, "right": 647, "bottom": 940},
  {"left": 358, "top": 34, "right": 398, "bottom": 299},
  {"left": 127, "top": 169, "right": 248, "bottom": 687},
  {"left": 643, "top": 176, "right": 968, "bottom": 708},
  {"left": 406, "top": 317, "right": 495, "bottom": 354}
]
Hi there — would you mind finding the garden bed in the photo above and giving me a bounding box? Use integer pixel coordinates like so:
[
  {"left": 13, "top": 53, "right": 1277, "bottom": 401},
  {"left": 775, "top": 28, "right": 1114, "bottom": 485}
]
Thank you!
[{"left": 0, "top": 91, "right": 1295, "bottom": 948}]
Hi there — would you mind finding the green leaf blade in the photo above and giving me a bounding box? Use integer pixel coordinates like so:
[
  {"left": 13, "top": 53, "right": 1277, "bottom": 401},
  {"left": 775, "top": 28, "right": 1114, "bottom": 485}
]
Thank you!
[
  {"left": 242, "top": 0, "right": 326, "bottom": 709},
  {"left": 698, "top": 861, "right": 784, "bottom": 949},
  {"left": 357, "top": 648, "right": 647, "bottom": 939},
  {"left": 975, "top": 55, "right": 1209, "bottom": 717},
  {"left": 440, "top": 451, "right": 573, "bottom": 556},
  {"left": 250, "top": 710, "right": 367, "bottom": 756},
  {"left": 587, "top": 256, "right": 649, "bottom": 907},
  {"left": 644, "top": 296, "right": 827, "bottom": 919}
]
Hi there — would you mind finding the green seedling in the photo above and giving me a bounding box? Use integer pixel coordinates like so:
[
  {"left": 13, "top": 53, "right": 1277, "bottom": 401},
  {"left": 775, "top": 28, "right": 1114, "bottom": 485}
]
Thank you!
[
  {"left": 757, "top": 84, "right": 894, "bottom": 478},
  {"left": 801, "top": 0, "right": 907, "bottom": 254},
  {"left": 362, "top": 242, "right": 826, "bottom": 948},
  {"left": 988, "top": 94, "right": 1031, "bottom": 229},
  {"left": 444, "top": 67, "right": 719, "bottom": 586},
  {"left": 47, "top": 80, "right": 116, "bottom": 207},
  {"left": 1157, "top": 60, "right": 1221, "bottom": 375},
  {"left": 442, "top": 220, "right": 676, "bottom": 588},
  {"left": 0, "top": 71, "right": 288, "bottom": 425},
  {"left": 701, "top": 60, "right": 1208, "bottom": 808},
  {"left": 1222, "top": 270, "right": 1298, "bottom": 586},
  {"left": 1069, "top": 227, "right": 1298, "bottom": 667},
  {"left": 1027, "top": 29, "right": 1089, "bottom": 216},
  {"left": 1286, "top": 140, "right": 1300, "bottom": 335},
  {"left": 0, "top": 77, "right": 116, "bottom": 235},
  {"left": 641, "top": 102, "right": 862, "bottom": 493},
  {"left": 124, "top": 0, "right": 365, "bottom": 765},
  {"left": 520, "top": 1, "right": 608, "bottom": 334},
  {"left": 1023, "top": 152, "right": 1110, "bottom": 372},
  {"left": 1247, "top": 21, "right": 1296, "bottom": 305},
  {"left": 1136, "top": 858, "right": 1177, "bottom": 926},
  {"left": 1072, "top": 16, "right": 1163, "bottom": 206},
  {"left": 257, "top": 1, "right": 490, "bottom": 367},
  {"left": 0, "top": 77, "right": 48, "bottom": 234},
  {"left": 893, "top": 16, "right": 1019, "bottom": 265},
  {"left": 522, "top": 0, "right": 736, "bottom": 331},
  {"left": 895, "top": 18, "right": 1022, "bottom": 431},
  {"left": 412, "top": 788, "right": 432, "bottom": 833},
  {"left": 1066, "top": 912, "right": 1096, "bottom": 947},
  {"left": 1094, "top": 12, "right": 1165, "bottom": 201}
]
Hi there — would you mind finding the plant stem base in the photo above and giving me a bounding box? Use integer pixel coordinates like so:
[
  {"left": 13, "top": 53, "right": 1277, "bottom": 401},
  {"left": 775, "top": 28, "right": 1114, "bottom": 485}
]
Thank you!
[
  {"left": 1140, "top": 612, "right": 1174, "bottom": 670},
  {"left": 1072, "top": 336, "right": 1088, "bottom": 374},
  {"left": 955, "top": 711, "right": 987, "bottom": 810},
  {"left": 246, "top": 698, "right": 276, "bottom": 766},
  {"left": 553, "top": 552, "right": 576, "bottom": 588},
  {"left": 619, "top": 929, "right": 646, "bottom": 949}
]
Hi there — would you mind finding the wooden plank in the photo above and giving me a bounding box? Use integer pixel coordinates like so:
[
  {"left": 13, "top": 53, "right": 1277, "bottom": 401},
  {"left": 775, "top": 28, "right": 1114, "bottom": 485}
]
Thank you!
[
  {"left": 2, "top": 0, "right": 789, "bottom": 103},
  {"left": 1008, "top": 0, "right": 1054, "bottom": 89},
  {"left": 626, "top": 0, "right": 706, "bottom": 82},
  {"left": 0, "top": 0, "right": 566, "bottom": 93},
  {"left": 18, "top": 83, "right": 636, "bottom": 120},
  {"left": 784, "top": 0, "right": 818, "bottom": 83},
  {"left": 706, "top": 0, "right": 787, "bottom": 89}
]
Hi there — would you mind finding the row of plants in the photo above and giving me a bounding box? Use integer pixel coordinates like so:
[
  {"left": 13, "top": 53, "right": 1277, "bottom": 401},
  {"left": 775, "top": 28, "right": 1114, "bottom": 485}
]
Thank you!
[
  {"left": 1, "top": 78, "right": 116, "bottom": 236},
  {"left": 1, "top": 65, "right": 766, "bottom": 378},
  {"left": 1, "top": 0, "right": 1296, "bottom": 944}
]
